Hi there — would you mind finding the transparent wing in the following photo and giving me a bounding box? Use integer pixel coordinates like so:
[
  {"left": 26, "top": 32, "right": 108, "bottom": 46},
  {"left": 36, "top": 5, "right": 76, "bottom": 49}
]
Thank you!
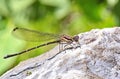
[{"left": 12, "top": 27, "right": 60, "bottom": 42}]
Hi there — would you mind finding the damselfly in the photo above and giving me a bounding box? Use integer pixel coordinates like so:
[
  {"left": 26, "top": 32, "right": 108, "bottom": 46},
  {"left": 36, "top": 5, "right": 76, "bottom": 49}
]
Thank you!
[{"left": 4, "top": 27, "right": 79, "bottom": 59}]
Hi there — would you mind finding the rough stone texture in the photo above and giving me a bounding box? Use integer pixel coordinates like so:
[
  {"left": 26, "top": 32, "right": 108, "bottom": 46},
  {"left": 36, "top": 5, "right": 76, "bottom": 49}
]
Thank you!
[{"left": 1, "top": 27, "right": 120, "bottom": 79}]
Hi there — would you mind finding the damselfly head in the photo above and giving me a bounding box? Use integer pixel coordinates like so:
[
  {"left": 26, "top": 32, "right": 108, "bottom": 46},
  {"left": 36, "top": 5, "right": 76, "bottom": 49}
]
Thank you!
[{"left": 73, "top": 35, "right": 79, "bottom": 42}]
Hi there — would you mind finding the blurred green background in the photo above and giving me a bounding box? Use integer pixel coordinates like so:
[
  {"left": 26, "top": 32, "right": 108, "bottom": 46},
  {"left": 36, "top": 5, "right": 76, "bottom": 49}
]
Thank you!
[{"left": 0, "top": 0, "right": 119, "bottom": 76}]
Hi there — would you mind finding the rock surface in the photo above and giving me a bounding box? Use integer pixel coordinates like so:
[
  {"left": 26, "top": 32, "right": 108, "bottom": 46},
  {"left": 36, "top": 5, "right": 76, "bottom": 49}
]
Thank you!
[{"left": 1, "top": 27, "right": 120, "bottom": 79}]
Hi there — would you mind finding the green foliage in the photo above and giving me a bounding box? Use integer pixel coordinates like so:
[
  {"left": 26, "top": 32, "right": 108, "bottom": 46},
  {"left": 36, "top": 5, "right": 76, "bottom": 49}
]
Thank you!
[{"left": 0, "top": 0, "right": 119, "bottom": 76}]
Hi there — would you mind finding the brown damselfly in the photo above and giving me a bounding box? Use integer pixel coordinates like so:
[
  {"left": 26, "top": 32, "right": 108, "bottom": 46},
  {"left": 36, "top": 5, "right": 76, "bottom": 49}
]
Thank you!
[{"left": 4, "top": 27, "right": 79, "bottom": 59}]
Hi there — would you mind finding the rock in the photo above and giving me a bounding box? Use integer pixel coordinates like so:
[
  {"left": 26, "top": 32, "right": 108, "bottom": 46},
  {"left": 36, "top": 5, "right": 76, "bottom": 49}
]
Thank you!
[{"left": 1, "top": 27, "right": 120, "bottom": 79}]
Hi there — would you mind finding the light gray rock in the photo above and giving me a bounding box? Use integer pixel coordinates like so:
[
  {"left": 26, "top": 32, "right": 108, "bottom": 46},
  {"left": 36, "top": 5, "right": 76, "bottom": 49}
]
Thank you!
[{"left": 1, "top": 27, "right": 120, "bottom": 79}]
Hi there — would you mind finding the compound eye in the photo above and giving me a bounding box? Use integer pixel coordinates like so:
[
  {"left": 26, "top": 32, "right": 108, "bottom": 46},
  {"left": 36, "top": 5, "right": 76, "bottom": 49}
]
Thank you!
[{"left": 73, "top": 36, "right": 79, "bottom": 42}]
